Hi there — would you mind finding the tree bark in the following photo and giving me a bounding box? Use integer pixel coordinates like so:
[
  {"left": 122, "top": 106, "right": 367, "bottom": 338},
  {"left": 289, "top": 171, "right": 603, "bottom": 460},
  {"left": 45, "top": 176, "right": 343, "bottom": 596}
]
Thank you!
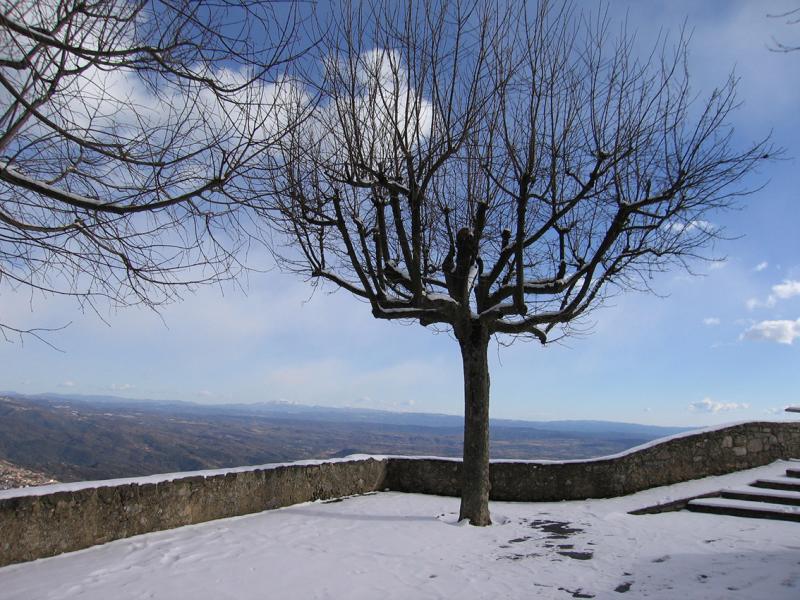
[{"left": 457, "top": 322, "right": 492, "bottom": 525}]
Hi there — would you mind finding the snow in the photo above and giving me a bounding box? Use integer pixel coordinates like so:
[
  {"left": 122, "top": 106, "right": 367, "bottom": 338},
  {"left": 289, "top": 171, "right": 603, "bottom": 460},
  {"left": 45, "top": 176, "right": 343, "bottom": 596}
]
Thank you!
[
  {"left": 688, "top": 497, "right": 800, "bottom": 515},
  {"left": 2, "top": 461, "right": 799, "bottom": 599},
  {"left": 751, "top": 476, "right": 800, "bottom": 487},
  {"left": 423, "top": 292, "right": 458, "bottom": 304},
  {"left": 721, "top": 487, "right": 800, "bottom": 501}
]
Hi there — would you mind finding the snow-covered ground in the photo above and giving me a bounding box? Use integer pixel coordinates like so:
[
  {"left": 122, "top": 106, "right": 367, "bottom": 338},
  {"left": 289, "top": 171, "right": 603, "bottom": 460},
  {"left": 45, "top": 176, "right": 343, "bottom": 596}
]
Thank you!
[{"left": 2, "top": 461, "right": 799, "bottom": 600}]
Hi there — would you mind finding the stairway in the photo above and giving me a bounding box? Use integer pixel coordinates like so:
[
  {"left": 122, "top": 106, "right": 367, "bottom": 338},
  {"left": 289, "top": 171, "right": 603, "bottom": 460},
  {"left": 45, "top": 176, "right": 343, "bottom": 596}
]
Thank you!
[{"left": 687, "top": 467, "right": 800, "bottom": 522}]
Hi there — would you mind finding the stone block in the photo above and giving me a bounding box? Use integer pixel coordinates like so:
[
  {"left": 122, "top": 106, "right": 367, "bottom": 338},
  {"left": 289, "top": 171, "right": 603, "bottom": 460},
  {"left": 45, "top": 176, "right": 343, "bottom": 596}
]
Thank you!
[{"left": 747, "top": 439, "right": 763, "bottom": 453}]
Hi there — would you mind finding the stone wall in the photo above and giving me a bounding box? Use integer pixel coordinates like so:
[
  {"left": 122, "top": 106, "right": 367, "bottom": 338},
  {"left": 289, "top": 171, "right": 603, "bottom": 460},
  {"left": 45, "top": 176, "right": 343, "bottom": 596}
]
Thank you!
[
  {"left": 2, "top": 421, "right": 799, "bottom": 568},
  {"left": 386, "top": 421, "right": 800, "bottom": 501},
  {"left": 0, "top": 458, "right": 388, "bottom": 568}
]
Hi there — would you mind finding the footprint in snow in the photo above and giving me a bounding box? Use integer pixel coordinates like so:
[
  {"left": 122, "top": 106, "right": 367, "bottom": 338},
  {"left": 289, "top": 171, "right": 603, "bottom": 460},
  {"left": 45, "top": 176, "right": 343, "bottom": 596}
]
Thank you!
[
  {"left": 557, "top": 586, "right": 595, "bottom": 598},
  {"left": 651, "top": 555, "right": 670, "bottom": 563},
  {"left": 557, "top": 550, "right": 593, "bottom": 561},
  {"left": 614, "top": 581, "right": 633, "bottom": 593}
]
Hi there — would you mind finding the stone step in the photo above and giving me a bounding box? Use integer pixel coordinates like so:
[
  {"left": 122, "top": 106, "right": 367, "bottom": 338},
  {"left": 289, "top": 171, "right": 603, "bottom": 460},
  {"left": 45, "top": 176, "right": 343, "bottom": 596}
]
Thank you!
[
  {"left": 687, "top": 497, "right": 800, "bottom": 522},
  {"left": 720, "top": 487, "right": 800, "bottom": 506},
  {"left": 786, "top": 468, "right": 800, "bottom": 479},
  {"left": 750, "top": 477, "right": 800, "bottom": 492}
]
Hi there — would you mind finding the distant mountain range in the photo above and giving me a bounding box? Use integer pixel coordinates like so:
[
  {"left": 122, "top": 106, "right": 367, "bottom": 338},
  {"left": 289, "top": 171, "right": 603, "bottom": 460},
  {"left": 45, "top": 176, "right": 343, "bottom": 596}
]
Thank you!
[
  {"left": 0, "top": 391, "right": 695, "bottom": 485},
  {"left": 2, "top": 391, "right": 691, "bottom": 437}
]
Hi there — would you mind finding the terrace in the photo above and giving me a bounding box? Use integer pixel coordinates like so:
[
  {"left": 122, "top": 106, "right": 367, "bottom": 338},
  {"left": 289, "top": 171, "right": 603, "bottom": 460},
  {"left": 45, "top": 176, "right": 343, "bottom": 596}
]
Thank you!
[{"left": 2, "top": 461, "right": 798, "bottom": 599}]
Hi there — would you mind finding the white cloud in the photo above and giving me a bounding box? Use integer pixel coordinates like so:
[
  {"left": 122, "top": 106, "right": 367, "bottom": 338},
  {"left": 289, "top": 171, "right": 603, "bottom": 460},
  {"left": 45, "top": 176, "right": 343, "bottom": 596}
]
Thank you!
[
  {"left": 702, "top": 317, "right": 721, "bottom": 326},
  {"left": 109, "top": 383, "right": 135, "bottom": 392},
  {"left": 58, "top": 380, "right": 76, "bottom": 388},
  {"left": 263, "top": 357, "right": 455, "bottom": 411},
  {"left": 772, "top": 280, "right": 800, "bottom": 301},
  {"left": 197, "top": 390, "right": 213, "bottom": 398},
  {"left": 745, "top": 297, "right": 764, "bottom": 310},
  {"left": 754, "top": 261, "right": 769, "bottom": 272},
  {"left": 311, "top": 48, "right": 434, "bottom": 167},
  {"left": 689, "top": 397, "right": 750, "bottom": 413},
  {"left": 664, "top": 220, "right": 713, "bottom": 235},
  {"left": 708, "top": 260, "right": 727, "bottom": 271},
  {"left": 746, "top": 279, "right": 800, "bottom": 310},
  {"left": 2, "top": 1, "right": 299, "bottom": 206},
  {"left": 742, "top": 319, "right": 800, "bottom": 345}
]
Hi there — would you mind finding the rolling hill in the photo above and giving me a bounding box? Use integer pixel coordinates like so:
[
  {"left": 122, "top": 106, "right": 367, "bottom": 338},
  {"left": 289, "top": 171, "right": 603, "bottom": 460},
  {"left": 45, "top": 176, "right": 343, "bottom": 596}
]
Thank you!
[{"left": 0, "top": 392, "right": 693, "bottom": 483}]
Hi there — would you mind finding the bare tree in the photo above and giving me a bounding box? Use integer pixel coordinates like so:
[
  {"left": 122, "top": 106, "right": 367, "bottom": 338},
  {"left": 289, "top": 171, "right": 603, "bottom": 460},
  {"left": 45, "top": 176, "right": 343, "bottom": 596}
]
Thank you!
[
  {"left": 769, "top": 7, "right": 800, "bottom": 52},
  {"left": 0, "top": 0, "right": 306, "bottom": 342},
  {"left": 264, "top": 0, "right": 771, "bottom": 525}
]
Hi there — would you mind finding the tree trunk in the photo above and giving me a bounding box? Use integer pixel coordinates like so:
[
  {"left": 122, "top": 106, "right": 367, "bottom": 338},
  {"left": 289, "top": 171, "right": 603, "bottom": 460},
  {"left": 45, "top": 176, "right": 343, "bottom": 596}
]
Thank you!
[{"left": 457, "top": 322, "right": 492, "bottom": 526}]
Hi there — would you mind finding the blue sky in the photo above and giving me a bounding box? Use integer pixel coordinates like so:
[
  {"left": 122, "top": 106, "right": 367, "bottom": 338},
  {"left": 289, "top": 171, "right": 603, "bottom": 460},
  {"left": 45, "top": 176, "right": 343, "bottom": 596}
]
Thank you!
[{"left": 1, "top": 1, "right": 799, "bottom": 427}]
